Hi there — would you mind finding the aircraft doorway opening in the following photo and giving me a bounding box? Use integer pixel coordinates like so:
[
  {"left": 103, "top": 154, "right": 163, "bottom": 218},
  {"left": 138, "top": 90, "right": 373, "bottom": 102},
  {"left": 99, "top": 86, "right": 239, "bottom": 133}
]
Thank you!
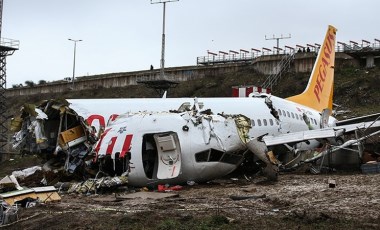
[{"left": 142, "top": 132, "right": 182, "bottom": 180}]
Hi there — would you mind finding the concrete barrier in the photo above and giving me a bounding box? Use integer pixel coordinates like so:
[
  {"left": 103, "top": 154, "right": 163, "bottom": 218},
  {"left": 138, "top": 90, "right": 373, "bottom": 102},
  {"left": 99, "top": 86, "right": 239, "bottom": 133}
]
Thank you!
[{"left": 5, "top": 53, "right": 359, "bottom": 97}]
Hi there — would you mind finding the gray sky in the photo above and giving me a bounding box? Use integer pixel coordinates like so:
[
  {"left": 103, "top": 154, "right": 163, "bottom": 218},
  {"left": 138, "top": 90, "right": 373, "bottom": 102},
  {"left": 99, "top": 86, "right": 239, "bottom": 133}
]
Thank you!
[{"left": 3, "top": 0, "right": 380, "bottom": 87}]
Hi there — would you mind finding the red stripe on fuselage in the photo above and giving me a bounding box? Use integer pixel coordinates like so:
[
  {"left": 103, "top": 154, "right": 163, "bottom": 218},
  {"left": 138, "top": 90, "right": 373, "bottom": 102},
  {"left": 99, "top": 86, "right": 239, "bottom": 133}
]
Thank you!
[
  {"left": 94, "top": 128, "right": 111, "bottom": 161},
  {"left": 120, "top": 135, "right": 133, "bottom": 158},
  {"left": 106, "top": 136, "right": 117, "bottom": 155}
]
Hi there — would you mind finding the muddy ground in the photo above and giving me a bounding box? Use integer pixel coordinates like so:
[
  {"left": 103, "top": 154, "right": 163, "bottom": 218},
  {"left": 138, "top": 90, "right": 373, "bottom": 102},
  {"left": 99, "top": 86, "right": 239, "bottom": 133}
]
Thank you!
[{"left": 2, "top": 172, "right": 380, "bottom": 230}]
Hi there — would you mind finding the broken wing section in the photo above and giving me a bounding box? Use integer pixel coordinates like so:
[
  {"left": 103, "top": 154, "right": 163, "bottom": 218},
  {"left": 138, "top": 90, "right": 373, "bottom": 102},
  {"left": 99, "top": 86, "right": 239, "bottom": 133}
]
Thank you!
[{"left": 11, "top": 100, "right": 98, "bottom": 174}]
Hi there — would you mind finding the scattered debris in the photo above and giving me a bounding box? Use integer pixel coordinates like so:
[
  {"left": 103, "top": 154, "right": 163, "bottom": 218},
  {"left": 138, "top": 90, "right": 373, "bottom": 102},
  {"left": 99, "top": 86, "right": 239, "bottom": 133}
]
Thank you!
[
  {"left": 56, "top": 176, "right": 128, "bottom": 194},
  {"left": 328, "top": 179, "right": 336, "bottom": 188},
  {"left": 0, "top": 200, "right": 18, "bottom": 225},
  {"left": 157, "top": 184, "right": 183, "bottom": 192},
  {"left": 361, "top": 161, "right": 380, "bottom": 174},
  {"left": 11, "top": 166, "right": 42, "bottom": 180},
  {"left": 0, "top": 175, "right": 23, "bottom": 193},
  {"left": 0, "top": 186, "right": 61, "bottom": 206},
  {"left": 11, "top": 100, "right": 98, "bottom": 178}
]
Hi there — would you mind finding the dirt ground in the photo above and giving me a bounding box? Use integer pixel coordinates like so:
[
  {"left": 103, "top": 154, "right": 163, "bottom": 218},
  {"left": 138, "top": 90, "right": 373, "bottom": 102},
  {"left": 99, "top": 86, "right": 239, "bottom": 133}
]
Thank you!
[{"left": 2, "top": 172, "right": 380, "bottom": 230}]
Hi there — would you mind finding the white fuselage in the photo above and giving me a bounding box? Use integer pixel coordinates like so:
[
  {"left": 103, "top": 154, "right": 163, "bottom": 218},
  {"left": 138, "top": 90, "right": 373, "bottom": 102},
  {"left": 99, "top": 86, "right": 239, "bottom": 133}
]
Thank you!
[
  {"left": 67, "top": 95, "right": 336, "bottom": 186},
  {"left": 68, "top": 95, "right": 334, "bottom": 138}
]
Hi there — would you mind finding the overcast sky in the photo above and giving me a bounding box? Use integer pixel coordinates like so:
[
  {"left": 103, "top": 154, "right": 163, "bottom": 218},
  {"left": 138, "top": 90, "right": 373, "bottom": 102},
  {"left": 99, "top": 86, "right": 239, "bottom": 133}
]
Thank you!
[{"left": 3, "top": 0, "right": 380, "bottom": 87}]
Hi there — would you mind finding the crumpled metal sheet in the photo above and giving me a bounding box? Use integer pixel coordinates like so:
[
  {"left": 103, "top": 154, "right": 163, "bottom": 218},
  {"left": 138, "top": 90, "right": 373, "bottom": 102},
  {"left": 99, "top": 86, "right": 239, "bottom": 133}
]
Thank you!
[
  {"left": 12, "top": 99, "right": 98, "bottom": 176},
  {"left": 234, "top": 115, "right": 252, "bottom": 144},
  {"left": 66, "top": 176, "right": 128, "bottom": 194}
]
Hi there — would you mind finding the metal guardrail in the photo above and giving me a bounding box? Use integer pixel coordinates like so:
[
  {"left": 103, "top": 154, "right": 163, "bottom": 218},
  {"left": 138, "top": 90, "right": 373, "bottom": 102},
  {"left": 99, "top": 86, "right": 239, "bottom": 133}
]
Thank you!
[
  {"left": 0, "top": 38, "right": 20, "bottom": 49},
  {"left": 197, "top": 49, "right": 310, "bottom": 66},
  {"left": 197, "top": 53, "right": 256, "bottom": 65},
  {"left": 336, "top": 43, "right": 380, "bottom": 53},
  {"left": 198, "top": 40, "right": 380, "bottom": 66}
]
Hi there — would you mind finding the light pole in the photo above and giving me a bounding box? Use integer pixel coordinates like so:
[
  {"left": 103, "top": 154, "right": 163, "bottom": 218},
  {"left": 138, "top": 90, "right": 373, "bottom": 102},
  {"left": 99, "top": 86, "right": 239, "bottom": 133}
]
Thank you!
[
  {"left": 68, "top": 38, "right": 82, "bottom": 88},
  {"left": 265, "top": 34, "right": 291, "bottom": 54},
  {"left": 150, "top": 0, "right": 179, "bottom": 79}
]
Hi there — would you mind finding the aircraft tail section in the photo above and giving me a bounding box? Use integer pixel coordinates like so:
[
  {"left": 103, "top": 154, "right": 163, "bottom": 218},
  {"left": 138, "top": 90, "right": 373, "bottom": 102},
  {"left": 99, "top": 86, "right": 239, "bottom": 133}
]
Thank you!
[{"left": 287, "top": 25, "right": 337, "bottom": 113}]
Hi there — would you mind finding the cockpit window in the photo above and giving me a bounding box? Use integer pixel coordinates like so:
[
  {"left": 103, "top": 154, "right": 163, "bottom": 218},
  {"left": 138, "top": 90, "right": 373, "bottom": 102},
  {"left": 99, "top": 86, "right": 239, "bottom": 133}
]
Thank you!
[
  {"left": 195, "top": 150, "right": 209, "bottom": 162},
  {"left": 220, "top": 152, "right": 243, "bottom": 164},
  {"left": 209, "top": 149, "right": 224, "bottom": 161}
]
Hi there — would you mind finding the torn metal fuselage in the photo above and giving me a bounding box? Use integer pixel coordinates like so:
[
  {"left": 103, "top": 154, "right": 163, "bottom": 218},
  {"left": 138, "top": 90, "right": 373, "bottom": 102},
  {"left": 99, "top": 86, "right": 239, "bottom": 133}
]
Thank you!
[
  {"left": 94, "top": 111, "right": 250, "bottom": 187},
  {"left": 11, "top": 99, "right": 252, "bottom": 186},
  {"left": 11, "top": 100, "right": 98, "bottom": 175}
]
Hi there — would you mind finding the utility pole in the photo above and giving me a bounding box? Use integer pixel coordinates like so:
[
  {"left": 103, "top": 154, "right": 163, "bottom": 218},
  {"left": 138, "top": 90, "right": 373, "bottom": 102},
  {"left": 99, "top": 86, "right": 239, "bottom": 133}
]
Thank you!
[
  {"left": 150, "top": 0, "right": 179, "bottom": 79},
  {"left": 68, "top": 39, "right": 82, "bottom": 89},
  {"left": 265, "top": 34, "right": 291, "bottom": 54}
]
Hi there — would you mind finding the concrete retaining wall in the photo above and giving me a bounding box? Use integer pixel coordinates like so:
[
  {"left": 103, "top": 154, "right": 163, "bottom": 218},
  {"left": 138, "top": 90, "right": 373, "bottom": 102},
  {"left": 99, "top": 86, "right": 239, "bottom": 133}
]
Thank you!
[{"left": 5, "top": 53, "right": 360, "bottom": 97}]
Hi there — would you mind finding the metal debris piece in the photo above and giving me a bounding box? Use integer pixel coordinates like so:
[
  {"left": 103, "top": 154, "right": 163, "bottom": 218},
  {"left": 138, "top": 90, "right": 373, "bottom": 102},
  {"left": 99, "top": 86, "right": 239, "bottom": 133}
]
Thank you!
[
  {"left": 0, "top": 201, "right": 18, "bottom": 225},
  {"left": 328, "top": 179, "right": 336, "bottom": 188},
  {"left": 65, "top": 176, "right": 128, "bottom": 194}
]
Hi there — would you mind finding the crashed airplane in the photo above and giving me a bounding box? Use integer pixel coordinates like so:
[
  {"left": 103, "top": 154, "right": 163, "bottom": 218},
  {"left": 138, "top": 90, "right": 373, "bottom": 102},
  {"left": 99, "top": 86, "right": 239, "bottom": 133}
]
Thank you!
[{"left": 10, "top": 25, "right": 380, "bottom": 186}]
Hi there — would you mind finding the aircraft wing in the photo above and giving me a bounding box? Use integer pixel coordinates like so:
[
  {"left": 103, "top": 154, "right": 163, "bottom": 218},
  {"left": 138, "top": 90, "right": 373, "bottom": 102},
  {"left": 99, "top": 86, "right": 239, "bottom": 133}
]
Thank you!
[
  {"left": 263, "top": 129, "right": 345, "bottom": 146},
  {"left": 336, "top": 113, "right": 380, "bottom": 126},
  {"left": 263, "top": 120, "right": 380, "bottom": 146},
  {"left": 338, "top": 120, "right": 380, "bottom": 133}
]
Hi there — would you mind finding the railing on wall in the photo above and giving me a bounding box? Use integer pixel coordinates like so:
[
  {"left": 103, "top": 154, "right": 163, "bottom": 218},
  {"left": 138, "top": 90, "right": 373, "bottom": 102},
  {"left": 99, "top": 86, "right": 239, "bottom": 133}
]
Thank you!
[{"left": 198, "top": 39, "right": 380, "bottom": 66}]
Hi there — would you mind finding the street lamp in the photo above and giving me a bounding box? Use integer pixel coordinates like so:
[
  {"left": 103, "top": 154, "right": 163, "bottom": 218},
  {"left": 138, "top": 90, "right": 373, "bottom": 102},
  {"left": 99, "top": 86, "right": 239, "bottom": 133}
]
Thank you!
[
  {"left": 150, "top": 0, "right": 179, "bottom": 79},
  {"left": 68, "top": 38, "right": 82, "bottom": 88}
]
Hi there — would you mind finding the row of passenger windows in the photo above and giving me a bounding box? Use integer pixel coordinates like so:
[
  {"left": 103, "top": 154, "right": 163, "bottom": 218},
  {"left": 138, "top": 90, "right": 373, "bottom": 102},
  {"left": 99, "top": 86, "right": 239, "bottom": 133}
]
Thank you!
[
  {"left": 251, "top": 118, "right": 279, "bottom": 127},
  {"left": 277, "top": 109, "right": 318, "bottom": 126},
  {"left": 251, "top": 109, "right": 318, "bottom": 127}
]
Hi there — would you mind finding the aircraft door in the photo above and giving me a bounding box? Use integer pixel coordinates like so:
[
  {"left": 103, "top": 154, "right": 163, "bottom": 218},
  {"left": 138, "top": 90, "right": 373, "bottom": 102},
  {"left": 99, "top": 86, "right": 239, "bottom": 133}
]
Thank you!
[{"left": 153, "top": 133, "right": 181, "bottom": 179}]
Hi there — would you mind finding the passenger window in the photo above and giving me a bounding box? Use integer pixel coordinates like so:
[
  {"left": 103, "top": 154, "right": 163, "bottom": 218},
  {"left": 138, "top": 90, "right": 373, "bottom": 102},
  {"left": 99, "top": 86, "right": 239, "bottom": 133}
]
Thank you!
[
  {"left": 295, "top": 114, "right": 299, "bottom": 120},
  {"left": 287, "top": 111, "right": 290, "bottom": 117},
  {"left": 263, "top": 119, "right": 267, "bottom": 126},
  {"left": 257, "top": 119, "right": 262, "bottom": 126},
  {"left": 269, "top": 119, "right": 274, "bottom": 126},
  {"left": 282, "top": 110, "right": 286, "bottom": 117},
  {"left": 275, "top": 120, "right": 279, "bottom": 125},
  {"left": 291, "top": 112, "right": 295, "bottom": 119},
  {"left": 251, "top": 119, "right": 255, "bottom": 126},
  {"left": 278, "top": 110, "right": 282, "bottom": 116}
]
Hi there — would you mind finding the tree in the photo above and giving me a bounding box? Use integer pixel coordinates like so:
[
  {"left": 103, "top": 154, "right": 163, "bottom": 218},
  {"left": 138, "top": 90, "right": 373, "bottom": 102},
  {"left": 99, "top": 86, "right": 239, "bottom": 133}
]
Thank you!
[
  {"left": 24, "top": 80, "right": 35, "bottom": 87},
  {"left": 38, "top": 80, "right": 47, "bottom": 85}
]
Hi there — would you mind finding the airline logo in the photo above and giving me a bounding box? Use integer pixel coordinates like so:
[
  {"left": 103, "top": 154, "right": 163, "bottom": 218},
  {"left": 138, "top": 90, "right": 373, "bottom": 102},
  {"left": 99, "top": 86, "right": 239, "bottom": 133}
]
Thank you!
[{"left": 313, "top": 26, "right": 336, "bottom": 103}]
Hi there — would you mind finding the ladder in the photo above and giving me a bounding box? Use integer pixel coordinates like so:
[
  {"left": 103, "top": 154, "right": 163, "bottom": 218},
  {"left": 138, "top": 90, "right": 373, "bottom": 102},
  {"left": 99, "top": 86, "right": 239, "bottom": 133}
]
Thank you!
[{"left": 261, "top": 52, "right": 295, "bottom": 90}]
